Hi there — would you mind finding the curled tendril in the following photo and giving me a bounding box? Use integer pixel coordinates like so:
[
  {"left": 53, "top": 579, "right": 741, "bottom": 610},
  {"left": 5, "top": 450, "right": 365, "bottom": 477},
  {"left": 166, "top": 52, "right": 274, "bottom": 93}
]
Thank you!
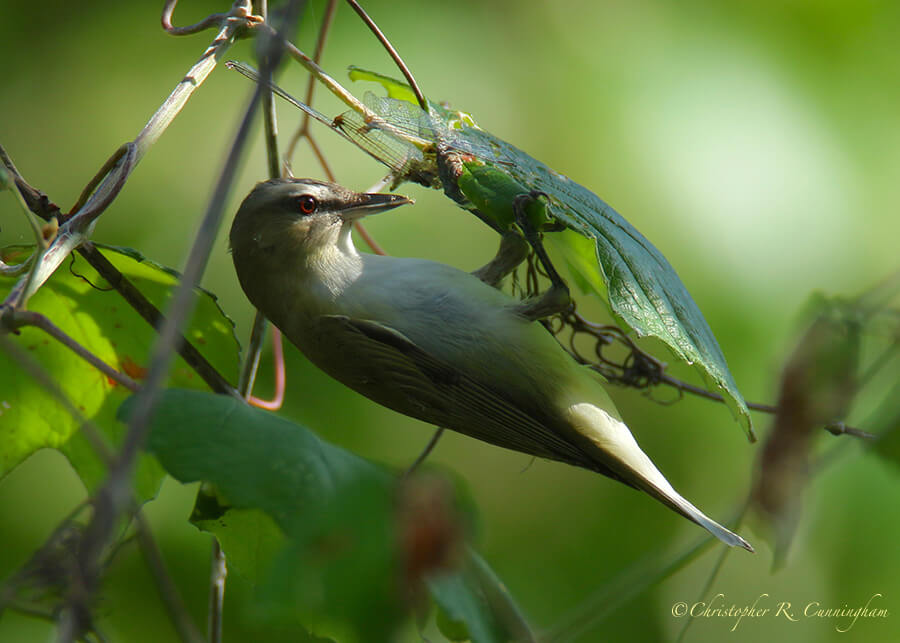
[
  {"left": 161, "top": 0, "right": 262, "bottom": 37},
  {"left": 514, "top": 251, "right": 671, "bottom": 394}
]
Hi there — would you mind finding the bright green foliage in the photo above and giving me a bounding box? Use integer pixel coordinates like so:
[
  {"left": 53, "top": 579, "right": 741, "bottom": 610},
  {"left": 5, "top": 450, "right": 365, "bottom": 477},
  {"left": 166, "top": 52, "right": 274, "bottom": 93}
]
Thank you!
[
  {"left": 342, "top": 69, "right": 753, "bottom": 438},
  {"left": 0, "top": 245, "right": 240, "bottom": 498},
  {"left": 124, "top": 389, "right": 533, "bottom": 642}
]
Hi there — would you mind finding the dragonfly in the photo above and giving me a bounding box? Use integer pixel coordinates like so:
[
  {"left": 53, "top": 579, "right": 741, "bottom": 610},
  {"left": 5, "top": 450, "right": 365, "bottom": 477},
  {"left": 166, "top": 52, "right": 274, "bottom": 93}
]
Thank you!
[{"left": 227, "top": 20, "right": 754, "bottom": 440}]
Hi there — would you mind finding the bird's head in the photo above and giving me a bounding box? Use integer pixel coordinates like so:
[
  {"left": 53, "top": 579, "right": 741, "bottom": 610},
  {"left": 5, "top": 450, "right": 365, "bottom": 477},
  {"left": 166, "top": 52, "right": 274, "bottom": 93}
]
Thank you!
[{"left": 230, "top": 178, "right": 411, "bottom": 264}]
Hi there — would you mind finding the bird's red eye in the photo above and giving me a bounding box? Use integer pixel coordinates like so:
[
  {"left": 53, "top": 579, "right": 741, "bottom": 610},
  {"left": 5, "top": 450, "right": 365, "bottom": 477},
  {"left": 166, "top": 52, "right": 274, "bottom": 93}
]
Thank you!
[{"left": 298, "top": 195, "right": 317, "bottom": 214}]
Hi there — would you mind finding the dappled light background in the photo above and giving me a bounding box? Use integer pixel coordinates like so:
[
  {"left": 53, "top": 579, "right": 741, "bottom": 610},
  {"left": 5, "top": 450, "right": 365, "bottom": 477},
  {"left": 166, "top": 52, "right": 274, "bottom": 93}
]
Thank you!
[{"left": 1, "top": 0, "right": 899, "bottom": 641}]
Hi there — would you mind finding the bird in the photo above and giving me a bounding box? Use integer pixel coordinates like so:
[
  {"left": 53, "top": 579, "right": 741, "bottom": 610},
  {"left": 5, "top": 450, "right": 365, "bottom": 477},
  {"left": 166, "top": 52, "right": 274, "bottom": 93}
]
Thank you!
[{"left": 229, "top": 177, "right": 753, "bottom": 552}]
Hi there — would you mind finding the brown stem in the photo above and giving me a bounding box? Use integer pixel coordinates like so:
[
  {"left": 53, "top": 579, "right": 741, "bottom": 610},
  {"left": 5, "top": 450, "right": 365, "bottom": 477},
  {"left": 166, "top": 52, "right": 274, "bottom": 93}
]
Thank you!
[
  {"left": 161, "top": 0, "right": 262, "bottom": 36},
  {"left": 79, "top": 242, "right": 238, "bottom": 397},
  {"left": 134, "top": 512, "right": 204, "bottom": 643},
  {"left": 344, "top": 0, "right": 428, "bottom": 111},
  {"left": 284, "top": 0, "right": 338, "bottom": 171}
]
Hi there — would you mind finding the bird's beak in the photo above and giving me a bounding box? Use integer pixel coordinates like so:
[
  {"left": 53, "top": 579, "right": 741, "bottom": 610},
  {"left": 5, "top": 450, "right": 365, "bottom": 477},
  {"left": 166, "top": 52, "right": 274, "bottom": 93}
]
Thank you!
[{"left": 340, "top": 192, "right": 413, "bottom": 222}]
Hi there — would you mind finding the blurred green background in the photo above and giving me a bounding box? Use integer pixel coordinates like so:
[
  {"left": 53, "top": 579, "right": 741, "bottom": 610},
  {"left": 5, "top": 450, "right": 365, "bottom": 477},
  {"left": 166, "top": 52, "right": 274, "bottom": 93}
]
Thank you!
[{"left": 2, "top": 0, "right": 899, "bottom": 641}]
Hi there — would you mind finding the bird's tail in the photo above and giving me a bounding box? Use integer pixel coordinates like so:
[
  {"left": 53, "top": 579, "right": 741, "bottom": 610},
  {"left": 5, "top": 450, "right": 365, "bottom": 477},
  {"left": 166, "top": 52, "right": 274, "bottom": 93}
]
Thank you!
[{"left": 566, "top": 402, "right": 753, "bottom": 552}]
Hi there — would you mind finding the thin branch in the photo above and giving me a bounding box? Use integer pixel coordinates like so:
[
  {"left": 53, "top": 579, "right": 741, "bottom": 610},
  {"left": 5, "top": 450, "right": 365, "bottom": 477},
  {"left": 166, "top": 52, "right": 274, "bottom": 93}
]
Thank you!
[
  {"left": 657, "top": 372, "right": 776, "bottom": 413},
  {"left": 823, "top": 422, "right": 877, "bottom": 440},
  {"left": 1, "top": 72, "right": 239, "bottom": 399},
  {"left": 548, "top": 306, "right": 876, "bottom": 440},
  {"left": 404, "top": 428, "right": 445, "bottom": 477},
  {"left": 56, "top": 11, "right": 261, "bottom": 634},
  {"left": 3, "top": 1, "right": 261, "bottom": 314},
  {"left": 344, "top": 0, "right": 427, "bottom": 111},
  {"left": 238, "top": 310, "right": 267, "bottom": 395},
  {"left": 247, "top": 325, "right": 286, "bottom": 410},
  {"left": 0, "top": 254, "right": 32, "bottom": 277},
  {"left": 353, "top": 221, "right": 386, "bottom": 255},
  {"left": 207, "top": 539, "right": 227, "bottom": 643},
  {"left": 254, "top": 27, "right": 432, "bottom": 150},
  {"left": 161, "top": 0, "right": 262, "bottom": 36},
  {"left": 92, "top": 61, "right": 266, "bottom": 559},
  {"left": 284, "top": 0, "right": 338, "bottom": 172},
  {"left": 78, "top": 242, "right": 238, "bottom": 397},
  {"left": 134, "top": 512, "right": 204, "bottom": 643},
  {"left": 0, "top": 336, "right": 198, "bottom": 642},
  {"left": 239, "top": 0, "right": 297, "bottom": 413},
  {"left": 2, "top": 167, "right": 53, "bottom": 311},
  {"left": 0, "top": 142, "right": 65, "bottom": 223}
]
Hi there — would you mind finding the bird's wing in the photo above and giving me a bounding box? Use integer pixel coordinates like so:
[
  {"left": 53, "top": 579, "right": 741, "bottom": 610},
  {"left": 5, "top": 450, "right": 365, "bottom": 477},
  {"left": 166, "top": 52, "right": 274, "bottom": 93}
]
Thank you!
[{"left": 315, "top": 314, "right": 608, "bottom": 472}]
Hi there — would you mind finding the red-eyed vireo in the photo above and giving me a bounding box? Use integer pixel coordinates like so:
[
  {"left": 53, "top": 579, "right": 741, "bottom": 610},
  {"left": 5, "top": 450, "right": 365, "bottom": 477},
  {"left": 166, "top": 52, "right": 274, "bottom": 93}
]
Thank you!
[{"left": 229, "top": 178, "right": 753, "bottom": 551}]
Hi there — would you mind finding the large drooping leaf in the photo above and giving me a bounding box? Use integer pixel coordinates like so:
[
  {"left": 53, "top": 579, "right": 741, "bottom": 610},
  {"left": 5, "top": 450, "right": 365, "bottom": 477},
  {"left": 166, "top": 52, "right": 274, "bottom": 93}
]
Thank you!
[
  {"left": 342, "top": 68, "right": 752, "bottom": 439},
  {"left": 123, "top": 388, "right": 533, "bottom": 643},
  {"left": 0, "top": 245, "right": 240, "bottom": 498}
]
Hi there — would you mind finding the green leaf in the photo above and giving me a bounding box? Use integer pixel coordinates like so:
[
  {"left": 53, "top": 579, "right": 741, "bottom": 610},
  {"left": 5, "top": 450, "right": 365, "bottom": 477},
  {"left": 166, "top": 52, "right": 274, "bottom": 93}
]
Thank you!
[
  {"left": 126, "top": 389, "right": 534, "bottom": 642},
  {"left": 348, "top": 66, "right": 420, "bottom": 104},
  {"left": 0, "top": 245, "right": 240, "bottom": 498},
  {"left": 347, "top": 70, "right": 753, "bottom": 438},
  {"left": 430, "top": 550, "right": 536, "bottom": 643},
  {"left": 430, "top": 571, "right": 502, "bottom": 643},
  {"left": 459, "top": 127, "right": 753, "bottom": 438}
]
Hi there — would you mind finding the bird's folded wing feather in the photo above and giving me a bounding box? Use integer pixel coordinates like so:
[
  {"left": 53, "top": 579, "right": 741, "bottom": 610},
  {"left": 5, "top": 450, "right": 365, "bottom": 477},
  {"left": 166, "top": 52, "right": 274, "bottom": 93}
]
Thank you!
[{"left": 318, "top": 314, "right": 625, "bottom": 477}]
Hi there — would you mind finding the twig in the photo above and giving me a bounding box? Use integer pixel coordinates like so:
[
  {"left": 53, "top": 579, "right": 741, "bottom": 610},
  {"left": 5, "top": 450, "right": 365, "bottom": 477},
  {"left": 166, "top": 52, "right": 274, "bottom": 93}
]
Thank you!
[
  {"left": 0, "top": 250, "right": 33, "bottom": 277},
  {"left": 239, "top": 0, "right": 296, "bottom": 413},
  {"left": 238, "top": 310, "right": 267, "bottom": 395},
  {"left": 344, "top": 0, "right": 428, "bottom": 111},
  {"left": 247, "top": 325, "right": 286, "bottom": 410},
  {"left": 134, "top": 512, "right": 204, "bottom": 643},
  {"left": 56, "top": 10, "right": 261, "bottom": 636},
  {"left": 77, "top": 242, "right": 239, "bottom": 397},
  {"left": 823, "top": 422, "right": 876, "bottom": 440},
  {"left": 547, "top": 306, "right": 874, "bottom": 440},
  {"left": 0, "top": 143, "right": 65, "bottom": 222},
  {"left": 207, "top": 539, "right": 227, "bottom": 643},
  {"left": 404, "top": 428, "right": 445, "bottom": 477},
  {"left": 3, "top": 1, "right": 261, "bottom": 313},
  {"left": 90, "top": 57, "right": 265, "bottom": 583},
  {"left": 284, "top": 0, "right": 338, "bottom": 173},
  {"left": 0, "top": 332, "right": 200, "bottom": 642},
  {"left": 658, "top": 372, "right": 777, "bottom": 413},
  {"left": 253, "top": 25, "right": 432, "bottom": 150},
  {"left": 1, "top": 65, "right": 238, "bottom": 398},
  {"left": 161, "top": 0, "right": 262, "bottom": 36}
]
